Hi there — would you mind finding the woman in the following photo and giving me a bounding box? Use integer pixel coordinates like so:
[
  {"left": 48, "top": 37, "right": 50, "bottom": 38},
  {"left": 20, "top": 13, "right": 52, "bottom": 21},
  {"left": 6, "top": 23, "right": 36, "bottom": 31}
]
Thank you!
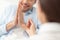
[{"left": 23, "top": 0, "right": 60, "bottom": 40}]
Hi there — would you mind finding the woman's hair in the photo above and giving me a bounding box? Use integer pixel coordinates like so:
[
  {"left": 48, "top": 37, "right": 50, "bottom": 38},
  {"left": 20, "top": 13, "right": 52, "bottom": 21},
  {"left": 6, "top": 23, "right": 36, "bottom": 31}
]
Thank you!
[{"left": 39, "top": 0, "right": 60, "bottom": 22}]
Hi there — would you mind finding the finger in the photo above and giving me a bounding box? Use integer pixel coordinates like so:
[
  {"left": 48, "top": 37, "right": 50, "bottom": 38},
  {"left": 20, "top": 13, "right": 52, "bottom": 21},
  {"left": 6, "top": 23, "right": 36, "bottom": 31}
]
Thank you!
[
  {"left": 17, "top": 3, "right": 23, "bottom": 15},
  {"left": 26, "top": 19, "right": 31, "bottom": 28},
  {"left": 17, "top": 3, "right": 24, "bottom": 24},
  {"left": 29, "top": 19, "right": 35, "bottom": 29},
  {"left": 15, "top": 12, "right": 18, "bottom": 19},
  {"left": 29, "top": 19, "right": 34, "bottom": 24},
  {"left": 14, "top": 12, "right": 18, "bottom": 24}
]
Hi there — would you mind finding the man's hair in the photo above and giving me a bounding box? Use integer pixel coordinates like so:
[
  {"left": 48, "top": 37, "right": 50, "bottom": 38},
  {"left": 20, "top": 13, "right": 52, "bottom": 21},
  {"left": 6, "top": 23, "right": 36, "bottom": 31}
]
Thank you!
[{"left": 39, "top": 0, "right": 60, "bottom": 23}]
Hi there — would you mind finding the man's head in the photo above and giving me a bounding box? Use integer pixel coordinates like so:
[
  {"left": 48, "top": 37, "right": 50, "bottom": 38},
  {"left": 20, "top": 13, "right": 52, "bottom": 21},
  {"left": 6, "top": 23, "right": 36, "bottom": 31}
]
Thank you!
[{"left": 19, "top": 0, "right": 36, "bottom": 12}]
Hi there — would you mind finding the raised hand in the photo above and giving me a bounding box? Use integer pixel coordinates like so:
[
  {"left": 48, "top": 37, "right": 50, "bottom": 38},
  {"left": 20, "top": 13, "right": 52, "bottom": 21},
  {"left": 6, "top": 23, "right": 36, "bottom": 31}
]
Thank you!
[
  {"left": 16, "top": 1, "right": 25, "bottom": 28},
  {"left": 25, "top": 19, "right": 36, "bottom": 36},
  {"left": 6, "top": 12, "right": 18, "bottom": 31}
]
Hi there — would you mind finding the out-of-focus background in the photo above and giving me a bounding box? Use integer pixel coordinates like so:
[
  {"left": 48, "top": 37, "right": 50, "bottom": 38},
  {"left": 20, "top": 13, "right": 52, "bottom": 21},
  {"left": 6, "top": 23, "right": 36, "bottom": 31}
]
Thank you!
[
  {"left": 0, "top": 0, "right": 18, "bottom": 14},
  {"left": 0, "top": 0, "right": 36, "bottom": 14}
]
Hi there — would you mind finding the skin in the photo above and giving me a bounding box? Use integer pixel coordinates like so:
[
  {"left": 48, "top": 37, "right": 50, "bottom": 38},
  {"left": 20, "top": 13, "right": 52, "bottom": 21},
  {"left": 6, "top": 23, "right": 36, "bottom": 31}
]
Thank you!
[
  {"left": 6, "top": 0, "right": 36, "bottom": 32},
  {"left": 19, "top": 0, "right": 36, "bottom": 12}
]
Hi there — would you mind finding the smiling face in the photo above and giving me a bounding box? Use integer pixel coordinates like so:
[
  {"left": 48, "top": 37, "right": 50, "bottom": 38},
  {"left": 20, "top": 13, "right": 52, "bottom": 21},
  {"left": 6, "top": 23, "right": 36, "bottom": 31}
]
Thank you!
[{"left": 20, "top": 0, "right": 36, "bottom": 12}]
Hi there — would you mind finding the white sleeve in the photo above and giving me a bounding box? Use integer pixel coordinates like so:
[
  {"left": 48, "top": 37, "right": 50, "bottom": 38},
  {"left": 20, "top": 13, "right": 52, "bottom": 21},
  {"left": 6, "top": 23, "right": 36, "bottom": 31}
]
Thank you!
[
  {"left": 0, "top": 5, "right": 17, "bottom": 36},
  {"left": 0, "top": 24, "right": 8, "bottom": 36}
]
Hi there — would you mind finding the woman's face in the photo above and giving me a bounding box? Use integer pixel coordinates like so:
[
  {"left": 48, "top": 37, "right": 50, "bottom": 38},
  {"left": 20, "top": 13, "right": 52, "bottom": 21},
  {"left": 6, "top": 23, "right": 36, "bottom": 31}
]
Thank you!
[
  {"left": 36, "top": 1, "right": 47, "bottom": 24},
  {"left": 19, "top": 0, "right": 36, "bottom": 12}
]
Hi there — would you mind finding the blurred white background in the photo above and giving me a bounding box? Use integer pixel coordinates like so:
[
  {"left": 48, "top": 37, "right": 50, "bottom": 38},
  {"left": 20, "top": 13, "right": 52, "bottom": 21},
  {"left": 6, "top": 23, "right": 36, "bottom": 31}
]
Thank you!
[{"left": 0, "top": 0, "right": 18, "bottom": 14}]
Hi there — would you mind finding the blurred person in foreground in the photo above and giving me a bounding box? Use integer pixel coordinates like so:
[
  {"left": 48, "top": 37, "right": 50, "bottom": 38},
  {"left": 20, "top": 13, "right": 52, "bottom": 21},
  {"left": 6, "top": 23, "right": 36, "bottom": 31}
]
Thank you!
[{"left": 20, "top": 0, "right": 60, "bottom": 40}]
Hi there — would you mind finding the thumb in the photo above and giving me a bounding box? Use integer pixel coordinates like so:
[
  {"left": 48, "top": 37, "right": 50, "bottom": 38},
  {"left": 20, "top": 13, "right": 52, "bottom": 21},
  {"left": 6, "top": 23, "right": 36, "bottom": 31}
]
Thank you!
[
  {"left": 26, "top": 19, "right": 31, "bottom": 28},
  {"left": 29, "top": 19, "right": 35, "bottom": 30},
  {"left": 26, "top": 19, "right": 33, "bottom": 28},
  {"left": 29, "top": 19, "right": 34, "bottom": 25},
  {"left": 27, "top": 19, "right": 34, "bottom": 27}
]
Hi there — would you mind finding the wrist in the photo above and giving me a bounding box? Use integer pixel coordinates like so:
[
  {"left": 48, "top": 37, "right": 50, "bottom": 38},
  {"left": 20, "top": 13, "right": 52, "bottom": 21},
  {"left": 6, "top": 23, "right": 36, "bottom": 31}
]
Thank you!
[
  {"left": 29, "top": 31, "right": 36, "bottom": 37},
  {"left": 26, "top": 29, "right": 36, "bottom": 37},
  {"left": 6, "top": 21, "right": 16, "bottom": 32}
]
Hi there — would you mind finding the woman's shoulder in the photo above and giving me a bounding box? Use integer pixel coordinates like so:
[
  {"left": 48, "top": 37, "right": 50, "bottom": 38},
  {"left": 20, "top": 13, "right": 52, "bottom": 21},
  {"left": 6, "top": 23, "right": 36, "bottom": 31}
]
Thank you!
[{"left": 38, "top": 22, "right": 60, "bottom": 33}]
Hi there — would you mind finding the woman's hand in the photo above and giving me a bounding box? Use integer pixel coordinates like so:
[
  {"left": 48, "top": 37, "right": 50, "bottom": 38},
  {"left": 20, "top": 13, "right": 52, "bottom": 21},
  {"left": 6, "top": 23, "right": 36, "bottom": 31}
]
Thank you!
[
  {"left": 17, "top": 1, "right": 25, "bottom": 27},
  {"left": 25, "top": 19, "right": 36, "bottom": 36}
]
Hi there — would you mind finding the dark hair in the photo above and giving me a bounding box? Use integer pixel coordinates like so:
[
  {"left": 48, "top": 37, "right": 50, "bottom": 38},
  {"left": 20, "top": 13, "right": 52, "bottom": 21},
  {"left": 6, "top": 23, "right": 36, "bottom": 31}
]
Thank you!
[{"left": 39, "top": 0, "right": 60, "bottom": 23}]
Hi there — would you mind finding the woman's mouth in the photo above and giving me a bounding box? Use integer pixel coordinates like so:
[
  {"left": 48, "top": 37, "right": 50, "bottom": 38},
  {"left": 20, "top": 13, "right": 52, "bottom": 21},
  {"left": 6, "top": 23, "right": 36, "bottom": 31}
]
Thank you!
[{"left": 22, "top": 4, "right": 30, "bottom": 8}]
